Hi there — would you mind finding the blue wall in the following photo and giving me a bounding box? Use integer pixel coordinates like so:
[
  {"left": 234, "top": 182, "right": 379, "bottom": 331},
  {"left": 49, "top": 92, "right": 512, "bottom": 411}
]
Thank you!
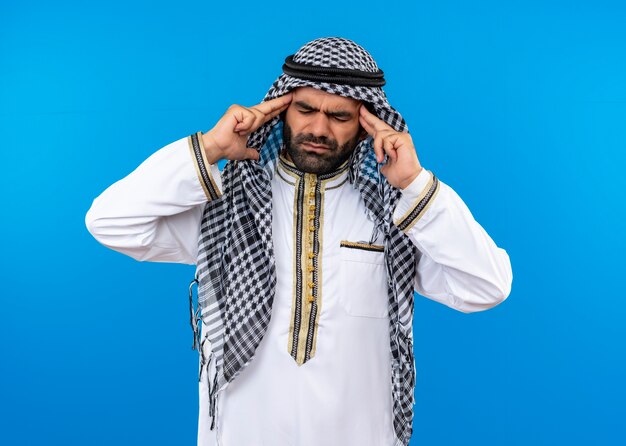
[{"left": 1, "top": 1, "right": 624, "bottom": 444}]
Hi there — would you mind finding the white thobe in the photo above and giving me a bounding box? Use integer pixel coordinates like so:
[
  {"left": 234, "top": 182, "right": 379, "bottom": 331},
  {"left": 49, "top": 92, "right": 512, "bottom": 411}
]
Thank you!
[{"left": 85, "top": 134, "right": 513, "bottom": 446}]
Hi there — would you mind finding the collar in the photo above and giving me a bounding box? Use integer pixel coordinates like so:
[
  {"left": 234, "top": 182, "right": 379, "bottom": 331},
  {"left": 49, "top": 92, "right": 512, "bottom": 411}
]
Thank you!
[{"left": 276, "top": 153, "right": 350, "bottom": 190}]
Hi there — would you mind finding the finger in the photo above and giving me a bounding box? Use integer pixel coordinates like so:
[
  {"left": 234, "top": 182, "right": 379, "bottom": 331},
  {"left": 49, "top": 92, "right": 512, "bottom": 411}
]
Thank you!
[
  {"left": 250, "top": 102, "right": 290, "bottom": 127},
  {"left": 380, "top": 163, "right": 389, "bottom": 178},
  {"left": 233, "top": 109, "right": 258, "bottom": 132},
  {"left": 373, "top": 133, "right": 385, "bottom": 163},
  {"left": 246, "top": 100, "right": 290, "bottom": 132},
  {"left": 373, "top": 128, "right": 394, "bottom": 163},
  {"left": 359, "top": 113, "right": 376, "bottom": 137},
  {"left": 359, "top": 105, "right": 394, "bottom": 133},
  {"left": 244, "top": 147, "right": 260, "bottom": 161},
  {"left": 246, "top": 107, "right": 267, "bottom": 133},
  {"left": 251, "top": 92, "right": 293, "bottom": 118},
  {"left": 236, "top": 94, "right": 293, "bottom": 136},
  {"left": 382, "top": 134, "right": 399, "bottom": 163},
  {"left": 359, "top": 110, "right": 383, "bottom": 162},
  {"left": 261, "top": 101, "right": 290, "bottom": 123},
  {"left": 358, "top": 105, "right": 377, "bottom": 136}
]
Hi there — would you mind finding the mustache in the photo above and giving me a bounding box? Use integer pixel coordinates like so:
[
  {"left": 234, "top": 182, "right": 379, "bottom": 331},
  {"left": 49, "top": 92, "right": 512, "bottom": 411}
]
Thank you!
[{"left": 293, "top": 134, "right": 337, "bottom": 150}]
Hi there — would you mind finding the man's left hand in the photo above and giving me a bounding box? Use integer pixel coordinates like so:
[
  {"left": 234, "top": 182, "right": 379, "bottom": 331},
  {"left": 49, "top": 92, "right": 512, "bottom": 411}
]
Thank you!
[{"left": 359, "top": 105, "right": 423, "bottom": 190}]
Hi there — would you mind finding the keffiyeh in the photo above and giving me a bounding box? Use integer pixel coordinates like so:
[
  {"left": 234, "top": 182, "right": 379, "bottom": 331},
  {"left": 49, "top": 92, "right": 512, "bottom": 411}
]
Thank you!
[{"left": 191, "top": 37, "right": 418, "bottom": 445}]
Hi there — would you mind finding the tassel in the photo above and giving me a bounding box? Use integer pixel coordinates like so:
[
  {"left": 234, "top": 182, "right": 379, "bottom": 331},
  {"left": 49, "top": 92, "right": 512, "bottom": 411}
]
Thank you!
[
  {"left": 191, "top": 276, "right": 219, "bottom": 431},
  {"left": 208, "top": 351, "right": 218, "bottom": 430},
  {"left": 198, "top": 337, "right": 207, "bottom": 382},
  {"left": 188, "top": 276, "right": 200, "bottom": 351}
]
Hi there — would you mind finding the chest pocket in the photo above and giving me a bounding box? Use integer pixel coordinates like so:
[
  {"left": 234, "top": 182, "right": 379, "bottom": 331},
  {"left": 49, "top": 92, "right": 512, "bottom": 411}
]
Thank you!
[{"left": 339, "top": 241, "right": 389, "bottom": 318}]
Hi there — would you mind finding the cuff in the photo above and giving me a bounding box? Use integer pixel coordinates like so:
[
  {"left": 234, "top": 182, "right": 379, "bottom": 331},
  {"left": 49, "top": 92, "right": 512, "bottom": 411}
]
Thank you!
[
  {"left": 187, "top": 132, "right": 222, "bottom": 201},
  {"left": 393, "top": 168, "right": 441, "bottom": 233}
]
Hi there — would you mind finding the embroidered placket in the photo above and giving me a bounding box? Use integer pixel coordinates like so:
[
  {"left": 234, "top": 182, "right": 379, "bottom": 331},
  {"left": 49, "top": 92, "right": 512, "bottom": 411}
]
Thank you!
[
  {"left": 288, "top": 172, "right": 324, "bottom": 365},
  {"left": 279, "top": 157, "right": 348, "bottom": 366}
]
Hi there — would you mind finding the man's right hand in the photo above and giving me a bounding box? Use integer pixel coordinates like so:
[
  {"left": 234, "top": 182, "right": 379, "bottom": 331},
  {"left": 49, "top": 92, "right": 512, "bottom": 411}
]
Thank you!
[{"left": 201, "top": 93, "right": 293, "bottom": 164}]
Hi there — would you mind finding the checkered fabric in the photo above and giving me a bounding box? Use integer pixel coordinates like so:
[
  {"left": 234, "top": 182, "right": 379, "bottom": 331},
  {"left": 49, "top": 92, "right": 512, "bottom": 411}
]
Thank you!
[{"left": 193, "top": 37, "right": 418, "bottom": 445}]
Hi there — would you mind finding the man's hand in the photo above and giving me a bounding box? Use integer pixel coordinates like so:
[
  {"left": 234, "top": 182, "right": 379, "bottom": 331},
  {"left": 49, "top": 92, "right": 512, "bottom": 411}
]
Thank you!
[
  {"left": 359, "top": 105, "right": 423, "bottom": 190},
  {"left": 202, "top": 93, "right": 293, "bottom": 164}
]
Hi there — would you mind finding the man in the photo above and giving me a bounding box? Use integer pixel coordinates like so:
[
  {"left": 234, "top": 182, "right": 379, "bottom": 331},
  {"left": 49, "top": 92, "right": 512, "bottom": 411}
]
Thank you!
[{"left": 86, "top": 37, "right": 512, "bottom": 446}]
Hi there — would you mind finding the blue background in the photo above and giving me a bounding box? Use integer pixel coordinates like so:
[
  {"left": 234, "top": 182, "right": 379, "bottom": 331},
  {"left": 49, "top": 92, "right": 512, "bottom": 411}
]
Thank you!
[{"left": 1, "top": 0, "right": 624, "bottom": 444}]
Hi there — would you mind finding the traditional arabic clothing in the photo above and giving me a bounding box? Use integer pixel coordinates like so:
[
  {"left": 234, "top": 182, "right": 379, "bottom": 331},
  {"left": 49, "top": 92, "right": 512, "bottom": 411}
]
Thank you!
[{"left": 86, "top": 37, "right": 513, "bottom": 446}]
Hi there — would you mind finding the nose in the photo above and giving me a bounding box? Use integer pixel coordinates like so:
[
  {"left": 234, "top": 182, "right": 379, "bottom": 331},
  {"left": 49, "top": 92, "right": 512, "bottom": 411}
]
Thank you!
[{"left": 307, "top": 112, "right": 331, "bottom": 139}]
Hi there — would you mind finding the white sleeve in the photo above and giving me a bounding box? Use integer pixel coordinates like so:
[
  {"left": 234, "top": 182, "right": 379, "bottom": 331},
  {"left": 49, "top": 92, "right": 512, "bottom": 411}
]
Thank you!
[
  {"left": 393, "top": 169, "right": 513, "bottom": 313},
  {"left": 85, "top": 132, "right": 223, "bottom": 265}
]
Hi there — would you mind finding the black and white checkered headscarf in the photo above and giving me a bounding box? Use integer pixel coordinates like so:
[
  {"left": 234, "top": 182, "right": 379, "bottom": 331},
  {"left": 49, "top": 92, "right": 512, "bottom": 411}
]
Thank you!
[{"left": 192, "top": 37, "right": 418, "bottom": 446}]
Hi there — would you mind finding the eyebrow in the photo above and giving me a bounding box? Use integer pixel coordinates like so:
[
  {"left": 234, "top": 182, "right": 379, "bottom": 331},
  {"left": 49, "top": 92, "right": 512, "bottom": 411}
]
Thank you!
[{"left": 294, "top": 101, "right": 354, "bottom": 119}]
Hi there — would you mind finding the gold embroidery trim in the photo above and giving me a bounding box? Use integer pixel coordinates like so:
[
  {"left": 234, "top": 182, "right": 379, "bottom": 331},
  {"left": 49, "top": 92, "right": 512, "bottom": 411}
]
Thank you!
[
  {"left": 339, "top": 241, "right": 385, "bottom": 252},
  {"left": 287, "top": 171, "right": 336, "bottom": 365},
  {"left": 308, "top": 175, "right": 325, "bottom": 360},
  {"left": 401, "top": 180, "right": 440, "bottom": 233},
  {"left": 187, "top": 132, "right": 222, "bottom": 201},
  {"left": 295, "top": 173, "right": 317, "bottom": 364},
  {"left": 394, "top": 170, "right": 439, "bottom": 232}
]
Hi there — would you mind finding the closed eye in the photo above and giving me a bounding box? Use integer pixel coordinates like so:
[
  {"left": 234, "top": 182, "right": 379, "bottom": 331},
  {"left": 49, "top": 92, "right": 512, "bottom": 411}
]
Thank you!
[
  {"left": 332, "top": 115, "right": 350, "bottom": 122},
  {"left": 296, "top": 104, "right": 352, "bottom": 122}
]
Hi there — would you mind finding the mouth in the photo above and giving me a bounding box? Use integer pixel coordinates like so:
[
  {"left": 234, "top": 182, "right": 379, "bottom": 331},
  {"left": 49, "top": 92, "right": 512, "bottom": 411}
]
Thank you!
[{"left": 302, "top": 142, "right": 331, "bottom": 153}]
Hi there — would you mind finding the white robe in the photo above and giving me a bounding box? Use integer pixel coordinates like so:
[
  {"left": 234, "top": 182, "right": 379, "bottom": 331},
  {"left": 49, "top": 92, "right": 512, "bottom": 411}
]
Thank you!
[{"left": 85, "top": 135, "right": 513, "bottom": 446}]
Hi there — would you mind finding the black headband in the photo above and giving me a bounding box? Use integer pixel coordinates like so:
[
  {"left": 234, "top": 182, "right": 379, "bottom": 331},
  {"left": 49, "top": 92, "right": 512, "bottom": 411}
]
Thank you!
[{"left": 282, "top": 55, "right": 386, "bottom": 87}]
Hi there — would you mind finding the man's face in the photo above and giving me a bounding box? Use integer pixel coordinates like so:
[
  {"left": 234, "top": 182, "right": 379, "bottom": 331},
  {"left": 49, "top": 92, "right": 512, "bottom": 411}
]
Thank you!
[{"left": 283, "top": 87, "right": 363, "bottom": 174}]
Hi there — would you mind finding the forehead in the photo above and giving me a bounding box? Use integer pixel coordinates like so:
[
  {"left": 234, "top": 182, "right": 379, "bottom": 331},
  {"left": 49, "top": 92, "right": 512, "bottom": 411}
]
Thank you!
[{"left": 291, "top": 86, "right": 361, "bottom": 110}]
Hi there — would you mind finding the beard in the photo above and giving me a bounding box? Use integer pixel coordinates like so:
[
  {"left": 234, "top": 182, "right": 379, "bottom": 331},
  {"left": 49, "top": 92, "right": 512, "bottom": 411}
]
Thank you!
[{"left": 282, "top": 121, "right": 361, "bottom": 174}]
